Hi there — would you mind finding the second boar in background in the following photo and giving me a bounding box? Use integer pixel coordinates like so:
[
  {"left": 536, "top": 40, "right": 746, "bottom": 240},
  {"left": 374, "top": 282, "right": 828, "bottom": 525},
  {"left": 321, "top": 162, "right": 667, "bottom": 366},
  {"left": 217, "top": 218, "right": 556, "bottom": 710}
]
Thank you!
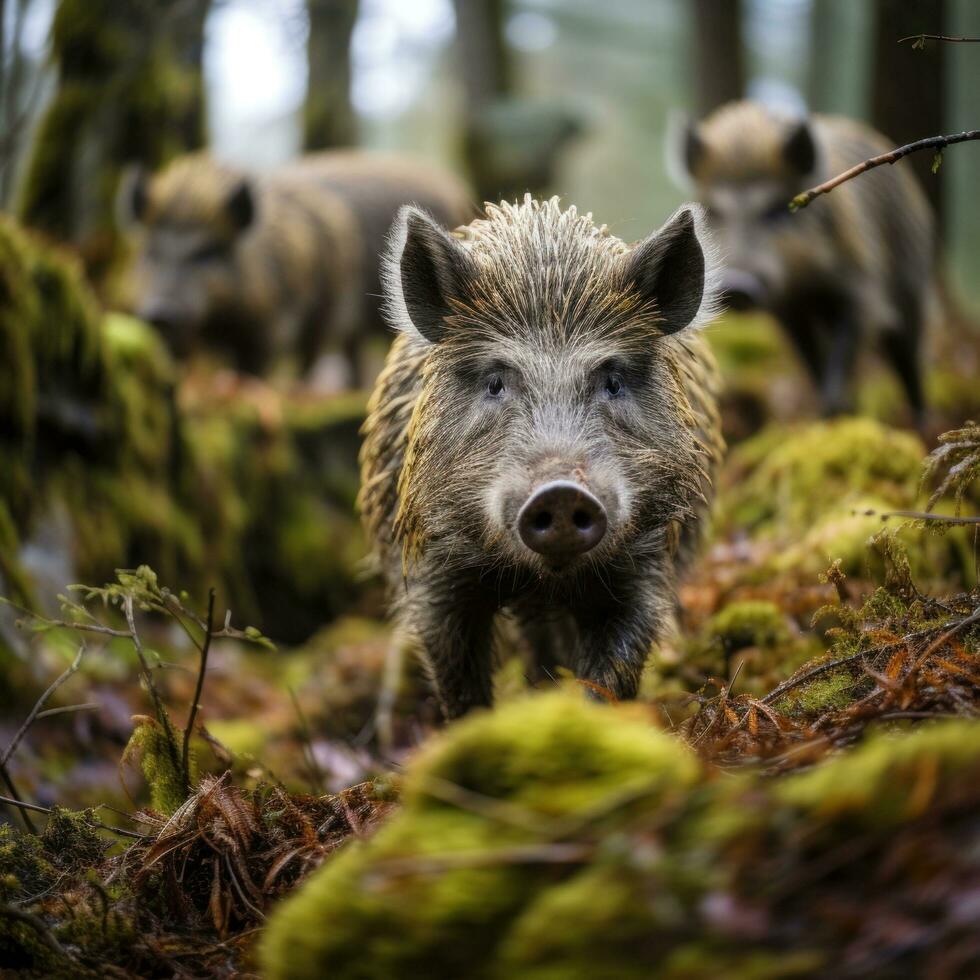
[
  {"left": 117, "top": 153, "right": 473, "bottom": 385},
  {"left": 678, "top": 100, "right": 936, "bottom": 420}
]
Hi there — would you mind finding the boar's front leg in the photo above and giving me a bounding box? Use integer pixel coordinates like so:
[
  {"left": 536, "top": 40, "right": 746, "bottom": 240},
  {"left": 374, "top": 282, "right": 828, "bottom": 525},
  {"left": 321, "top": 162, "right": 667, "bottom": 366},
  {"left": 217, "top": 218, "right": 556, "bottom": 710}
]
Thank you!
[
  {"left": 404, "top": 575, "right": 496, "bottom": 720},
  {"left": 571, "top": 595, "right": 662, "bottom": 702},
  {"left": 820, "top": 314, "right": 860, "bottom": 417}
]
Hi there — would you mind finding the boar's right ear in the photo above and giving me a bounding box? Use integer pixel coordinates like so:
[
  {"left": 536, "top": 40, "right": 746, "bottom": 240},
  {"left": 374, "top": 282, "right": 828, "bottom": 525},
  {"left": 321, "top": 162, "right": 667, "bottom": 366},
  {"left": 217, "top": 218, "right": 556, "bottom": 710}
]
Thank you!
[
  {"left": 225, "top": 179, "right": 255, "bottom": 232},
  {"left": 783, "top": 120, "right": 817, "bottom": 175},
  {"left": 623, "top": 206, "right": 717, "bottom": 336},
  {"left": 115, "top": 165, "right": 149, "bottom": 229},
  {"left": 389, "top": 206, "right": 476, "bottom": 344}
]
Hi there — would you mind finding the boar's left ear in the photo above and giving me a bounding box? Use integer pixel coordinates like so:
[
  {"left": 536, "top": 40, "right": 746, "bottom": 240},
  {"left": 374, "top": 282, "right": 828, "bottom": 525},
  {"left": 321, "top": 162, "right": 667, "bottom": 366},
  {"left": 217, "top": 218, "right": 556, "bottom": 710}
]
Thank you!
[
  {"left": 115, "top": 165, "right": 149, "bottom": 229},
  {"left": 623, "top": 207, "right": 710, "bottom": 335},
  {"left": 224, "top": 179, "right": 255, "bottom": 232},
  {"left": 783, "top": 120, "right": 817, "bottom": 175},
  {"left": 388, "top": 205, "right": 477, "bottom": 344}
]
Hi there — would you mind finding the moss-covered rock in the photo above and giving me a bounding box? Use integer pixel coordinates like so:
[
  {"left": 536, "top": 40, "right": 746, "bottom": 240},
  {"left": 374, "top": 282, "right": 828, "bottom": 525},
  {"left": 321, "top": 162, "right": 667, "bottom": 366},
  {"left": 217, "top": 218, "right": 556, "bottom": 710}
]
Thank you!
[{"left": 260, "top": 694, "right": 980, "bottom": 979}]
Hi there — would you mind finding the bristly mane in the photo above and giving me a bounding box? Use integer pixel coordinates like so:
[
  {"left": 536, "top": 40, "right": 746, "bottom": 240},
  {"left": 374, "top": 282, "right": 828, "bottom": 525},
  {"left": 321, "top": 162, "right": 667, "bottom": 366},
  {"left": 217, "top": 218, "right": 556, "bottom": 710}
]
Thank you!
[{"left": 383, "top": 194, "right": 722, "bottom": 349}]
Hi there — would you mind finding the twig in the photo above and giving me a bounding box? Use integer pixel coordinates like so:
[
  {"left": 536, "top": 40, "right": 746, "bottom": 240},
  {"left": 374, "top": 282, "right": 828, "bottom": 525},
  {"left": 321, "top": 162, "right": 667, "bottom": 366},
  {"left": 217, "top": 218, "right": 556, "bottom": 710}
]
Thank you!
[
  {"left": 861, "top": 507, "right": 980, "bottom": 526},
  {"left": 898, "top": 34, "right": 980, "bottom": 46},
  {"left": 35, "top": 702, "right": 102, "bottom": 720},
  {"left": 182, "top": 587, "right": 215, "bottom": 794},
  {"left": 915, "top": 605, "right": 980, "bottom": 667},
  {"left": 0, "top": 902, "right": 72, "bottom": 963},
  {"left": 0, "top": 795, "right": 149, "bottom": 840},
  {"left": 123, "top": 594, "right": 183, "bottom": 789},
  {"left": 288, "top": 688, "right": 325, "bottom": 795},
  {"left": 0, "top": 645, "right": 85, "bottom": 769},
  {"left": 0, "top": 760, "right": 37, "bottom": 834},
  {"left": 790, "top": 130, "right": 980, "bottom": 211},
  {"left": 761, "top": 619, "right": 971, "bottom": 706}
]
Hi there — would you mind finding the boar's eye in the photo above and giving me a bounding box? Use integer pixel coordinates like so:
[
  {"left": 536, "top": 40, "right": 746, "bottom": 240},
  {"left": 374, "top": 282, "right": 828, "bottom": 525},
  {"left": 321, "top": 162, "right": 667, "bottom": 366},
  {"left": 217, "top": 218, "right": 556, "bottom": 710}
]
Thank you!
[
  {"left": 603, "top": 372, "right": 625, "bottom": 399},
  {"left": 486, "top": 374, "right": 505, "bottom": 397},
  {"left": 190, "top": 240, "right": 227, "bottom": 263},
  {"left": 762, "top": 201, "right": 790, "bottom": 225}
]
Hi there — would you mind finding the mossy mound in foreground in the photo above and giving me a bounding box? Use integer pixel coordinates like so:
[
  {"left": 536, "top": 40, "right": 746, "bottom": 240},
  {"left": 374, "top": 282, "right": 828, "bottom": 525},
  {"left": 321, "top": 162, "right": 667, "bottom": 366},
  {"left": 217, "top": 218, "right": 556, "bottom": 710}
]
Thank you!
[{"left": 260, "top": 693, "right": 980, "bottom": 979}]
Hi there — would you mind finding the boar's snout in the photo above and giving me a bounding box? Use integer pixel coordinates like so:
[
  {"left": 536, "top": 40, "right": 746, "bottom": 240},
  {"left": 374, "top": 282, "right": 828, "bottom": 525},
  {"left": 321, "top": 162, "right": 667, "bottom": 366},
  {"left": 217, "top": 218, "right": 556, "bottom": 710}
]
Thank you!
[
  {"left": 140, "top": 300, "right": 187, "bottom": 333},
  {"left": 720, "top": 269, "right": 765, "bottom": 311},
  {"left": 517, "top": 481, "right": 607, "bottom": 561}
]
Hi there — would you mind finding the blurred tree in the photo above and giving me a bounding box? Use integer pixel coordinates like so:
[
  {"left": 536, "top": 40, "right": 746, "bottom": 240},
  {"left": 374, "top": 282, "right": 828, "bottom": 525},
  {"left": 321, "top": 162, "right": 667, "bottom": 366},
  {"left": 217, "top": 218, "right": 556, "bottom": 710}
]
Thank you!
[
  {"left": 173, "top": 0, "right": 212, "bottom": 149},
  {"left": 691, "top": 0, "right": 745, "bottom": 116},
  {"left": 808, "top": 0, "right": 873, "bottom": 117},
  {"left": 453, "top": 0, "right": 581, "bottom": 203},
  {"left": 0, "top": 0, "right": 33, "bottom": 205},
  {"left": 303, "top": 0, "right": 359, "bottom": 150},
  {"left": 16, "top": 0, "right": 206, "bottom": 283},
  {"left": 872, "top": 0, "right": 947, "bottom": 232}
]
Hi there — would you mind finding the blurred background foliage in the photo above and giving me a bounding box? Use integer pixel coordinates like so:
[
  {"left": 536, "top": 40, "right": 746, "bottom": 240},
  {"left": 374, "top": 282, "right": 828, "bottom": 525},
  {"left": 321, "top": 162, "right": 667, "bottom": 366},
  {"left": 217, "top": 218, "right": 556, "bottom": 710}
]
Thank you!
[{"left": 1, "top": 0, "right": 979, "bottom": 306}]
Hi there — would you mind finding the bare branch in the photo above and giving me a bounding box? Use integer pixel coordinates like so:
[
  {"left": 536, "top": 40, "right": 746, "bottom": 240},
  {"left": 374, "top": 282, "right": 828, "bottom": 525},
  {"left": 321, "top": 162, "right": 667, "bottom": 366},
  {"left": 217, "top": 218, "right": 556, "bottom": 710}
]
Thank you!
[
  {"left": 181, "top": 587, "right": 215, "bottom": 793},
  {"left": 123, "top": 594, "right": 184, "bottom": 795},
  {"left": 856, "top": 507, "right": 980, "bottom": 526},
  {"left": 0, "top": 761, "right": 37, "bottom": 833},
  {"left": 0, "top": 794, "right": 150, "bottom": 840},
  {"left": 790, "top": 130, "right": 980, "bottom": 211},
  {"left": 898, "top": 34, "right": 980, "bottom": 47},
  {"left": 35, "top": 702, "right": 102, "bottom": 720},
  {"left": 1, "top": 645, "right": 85, "bottom": 769}
]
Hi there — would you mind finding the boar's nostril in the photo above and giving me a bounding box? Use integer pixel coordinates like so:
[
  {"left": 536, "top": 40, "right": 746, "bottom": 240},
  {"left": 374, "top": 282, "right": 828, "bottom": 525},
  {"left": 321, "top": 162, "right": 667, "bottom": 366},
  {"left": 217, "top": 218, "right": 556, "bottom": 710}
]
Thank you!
[{"left": 517, "top": 481, "right": 607, "bottom": 561}]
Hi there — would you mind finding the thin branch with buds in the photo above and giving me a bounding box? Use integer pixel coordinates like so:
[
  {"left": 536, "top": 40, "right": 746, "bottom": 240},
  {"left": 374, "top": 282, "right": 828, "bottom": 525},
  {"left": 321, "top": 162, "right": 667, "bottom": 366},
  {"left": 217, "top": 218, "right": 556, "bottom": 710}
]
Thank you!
[
  {"left": 898, "top": 34, "right": 980, "bottom": 47},
  {"left": 790, "top": 130, "right": 980, "bottom": 211}
]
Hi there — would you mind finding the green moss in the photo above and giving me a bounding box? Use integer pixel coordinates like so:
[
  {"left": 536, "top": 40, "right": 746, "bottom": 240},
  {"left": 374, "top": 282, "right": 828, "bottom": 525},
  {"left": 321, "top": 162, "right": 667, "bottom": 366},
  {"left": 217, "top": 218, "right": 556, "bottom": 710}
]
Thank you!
[
  {"left": 404, "top": 693, "right": 700, "bottom": 818},
  {"left": 0, "top": 825, "right": 58, "bottom": 898},
  {"left": 772, "top": 664, "right": 860, "bottom": 718},
  {"left": 261, "top": 705, "right": 980, "bottom": 978},
  {"left": 777, "top": 720, "right": 980, "bottom": 827},
  {"left": 722, "top": 417, "right": 925, "bottom": 535},
  {"left": 705, "top": 600, "right": 790, "bottom": 652},
  {"left": 122, "top": 715, "right": 191, "bottom": 816}
]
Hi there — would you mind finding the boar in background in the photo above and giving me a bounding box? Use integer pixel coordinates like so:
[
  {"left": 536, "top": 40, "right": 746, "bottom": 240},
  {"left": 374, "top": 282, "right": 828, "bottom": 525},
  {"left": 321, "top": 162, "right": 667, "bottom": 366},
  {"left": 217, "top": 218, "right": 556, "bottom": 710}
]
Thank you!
[
  {"left": 678, "top": 100, "right": 936, "bottom": 421},
  {"left": 117, "top": 153, "right": 473, "bottom": 385}
]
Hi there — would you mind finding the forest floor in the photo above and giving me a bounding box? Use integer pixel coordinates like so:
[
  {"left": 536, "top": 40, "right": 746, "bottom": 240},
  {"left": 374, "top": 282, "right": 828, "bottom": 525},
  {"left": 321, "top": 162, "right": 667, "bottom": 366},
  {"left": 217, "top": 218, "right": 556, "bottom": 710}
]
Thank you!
[{"left": 2, "top": 311, "right": 980, "bottom": 977}]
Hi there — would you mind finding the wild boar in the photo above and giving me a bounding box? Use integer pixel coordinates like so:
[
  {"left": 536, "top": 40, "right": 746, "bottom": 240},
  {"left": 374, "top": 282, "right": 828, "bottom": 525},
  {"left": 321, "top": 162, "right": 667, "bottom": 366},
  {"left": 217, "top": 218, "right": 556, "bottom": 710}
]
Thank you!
[
  {"left": 359, "top": 196, "right": 724, "bottom": 718},
  {"left": 678, "top": 101, "right": 936, "bottom": 419},
  {"left": 117, "top": 153, "right": 473, "bottom": 383}
]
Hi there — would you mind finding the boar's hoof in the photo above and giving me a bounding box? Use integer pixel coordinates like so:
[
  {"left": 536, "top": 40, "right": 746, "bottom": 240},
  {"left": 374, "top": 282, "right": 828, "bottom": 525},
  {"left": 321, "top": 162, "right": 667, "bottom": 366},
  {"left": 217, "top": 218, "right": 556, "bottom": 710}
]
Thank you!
[{"left": 518, "top": 481, "right": 607, "bottom": 560}]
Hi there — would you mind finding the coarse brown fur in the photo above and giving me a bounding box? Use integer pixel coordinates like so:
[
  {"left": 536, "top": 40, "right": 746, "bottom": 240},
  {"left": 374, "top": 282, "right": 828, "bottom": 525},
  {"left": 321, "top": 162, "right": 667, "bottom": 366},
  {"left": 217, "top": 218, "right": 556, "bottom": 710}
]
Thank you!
[
  {"left": 681, "top": 100, "right": 936, "bottom": 419},
  {"left": 360, "top": 196, "right": 723, "bottom": 717},
  {"left": 119, "top": 152, "right": 473, "bottom": 380}
]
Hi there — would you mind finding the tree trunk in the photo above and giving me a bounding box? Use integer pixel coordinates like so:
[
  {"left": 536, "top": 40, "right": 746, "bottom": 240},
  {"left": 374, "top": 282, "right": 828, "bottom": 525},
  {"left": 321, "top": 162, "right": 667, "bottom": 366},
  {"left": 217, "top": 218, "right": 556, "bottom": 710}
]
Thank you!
[
  {"left": 453, "top": 0, "right": 510, "bottom": 114},
  {"left": 16, "top": 0, "right": 206, "bottom": 282},
  {"left": 872, "top": 0, "right": 947, "bottom": 232},
  {"left": 691, "top": 0, "right": 745, "bottom": 116},
  {"left": 303, "top": 0, "right": 359, "bottom": 150},
  {"left": 173, "top": 0, "right": 212, "bottom": 149}
]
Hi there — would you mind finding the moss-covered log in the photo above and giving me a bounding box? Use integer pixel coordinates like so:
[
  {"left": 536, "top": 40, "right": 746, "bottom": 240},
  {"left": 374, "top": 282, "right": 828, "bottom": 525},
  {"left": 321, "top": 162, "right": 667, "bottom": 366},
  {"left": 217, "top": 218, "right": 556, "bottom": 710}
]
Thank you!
[{"left": 261, "top": 692, "right": 980, "bottom": 979}]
